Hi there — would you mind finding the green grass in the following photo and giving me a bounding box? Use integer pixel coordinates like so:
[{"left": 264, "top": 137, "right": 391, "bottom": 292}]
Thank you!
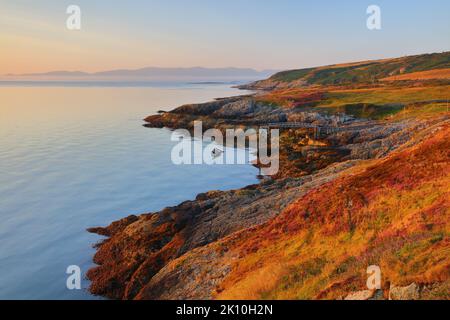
[
  {"left": 320, "top": 103, "right": 403, "bottom": 119},
  {"left": 321, "top": 86, "right": 450, "bottom": 106},
  {"left": 260, "top": 83, "right": 449, "bottom": 119},
  {"left": 271, "top": 68, "right": 315, "bottom": 82},
  {"left": 312, "top": 85, "right": 450, "bottom": 119},
  {"left": 267, "top": 51, "right": 450, "bottom": 85}
]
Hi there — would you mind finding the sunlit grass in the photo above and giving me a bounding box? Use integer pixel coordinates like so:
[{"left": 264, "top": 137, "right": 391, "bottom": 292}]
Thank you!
[
  {"left": 321, "top": 85, "right": 450, "bottom": 107},
  {"left": 214, "top": 126, "right": 450, "bottom": 300}
]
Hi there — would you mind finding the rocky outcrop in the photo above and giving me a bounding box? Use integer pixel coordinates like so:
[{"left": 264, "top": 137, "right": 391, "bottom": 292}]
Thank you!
[
  {"left": 144, "top": 96, "right": 290, "bottom": 131},
  {"left": 345, "top": 290, "right": 384, "bottom": 300},
  {"left": 211, "top": 98, "right": 256, "bottom": 118},
  {"left": 389, "top": 283, "right": 421, "bottom": 300},
  {"left": 88, "top": 63, "right": 450, "bottom": 300},
  {"left": 87, "top": 160, "right": 360, "bottom": 299},
  {"left": 141, "top": 123, "right": 449, "bottom": 300},
  {"left": 144, "top": 95, "right": 362, "bottom": 132},
  {"left": 345, "top": 283, "right": 432, "bottom": 300},
  {"left": 172, "top": 96, "right": 249, "bottom": 116},
  {"left": 87, "top": 115, "right": 450, "bottom": 300},
  {"left": 344, "top": 282, "right": 444, "bottom": 301},
  {"left": 237, "top": 78, "right": 309, "bottom": 91}
]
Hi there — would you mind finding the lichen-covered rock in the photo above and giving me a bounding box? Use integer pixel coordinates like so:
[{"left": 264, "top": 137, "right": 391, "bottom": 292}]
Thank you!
[
  {"left": 89, "top": 84, "right": 450, "bottom": 300},
  {"left": 344, "top": 290, "right": 376, "bottom": 300},
  {"left": 87, "top": 160, "right": 359, "bottom": 299},
  {"left": 389, "top": 283, "right": 421, "bottom": 300},
  {"left": 344, "top": 289, "right": 385, "bottom": 300},
  {"left": 211, "top": 98, "right": 255, "bottom": 118}
]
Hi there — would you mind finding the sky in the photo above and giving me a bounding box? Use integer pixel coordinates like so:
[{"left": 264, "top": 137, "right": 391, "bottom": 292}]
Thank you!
[{"left": 1, "top": 0, "right": 449, "bottom": 74}]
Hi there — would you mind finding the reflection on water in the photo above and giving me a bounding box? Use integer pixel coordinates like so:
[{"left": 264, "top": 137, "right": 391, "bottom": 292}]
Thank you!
[{"left": 0, "top": 84, "right": 258, "bottom": 299}]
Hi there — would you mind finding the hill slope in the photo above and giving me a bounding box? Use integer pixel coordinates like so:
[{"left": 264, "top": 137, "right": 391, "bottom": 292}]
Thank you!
[
  {"left": 87, "top": 51, "right": 450, "bottom": 300},
  {"left": 243, "top": 51, "right": 450, "bottom": 89},
  {"left": 136, "top": 121, "right": 449, "bottom": 300}
]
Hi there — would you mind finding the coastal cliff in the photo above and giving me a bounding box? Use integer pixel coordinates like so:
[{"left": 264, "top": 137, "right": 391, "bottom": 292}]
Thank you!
[{"left": 87, "top": 52, "right": 450, "bottom": 300}]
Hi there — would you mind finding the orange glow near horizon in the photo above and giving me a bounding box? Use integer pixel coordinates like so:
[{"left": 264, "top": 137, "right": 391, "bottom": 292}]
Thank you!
[
  {"left": 0, "top": 8, "right": 240, "bottom": 75},
  {"left": 2, "top": 1, "right": 449, "bottom": 75},
  {"left": 0, "top": 26, "right": 183, "bottom": 75}
]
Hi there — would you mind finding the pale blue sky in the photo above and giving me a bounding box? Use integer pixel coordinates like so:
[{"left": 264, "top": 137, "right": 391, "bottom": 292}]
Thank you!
[{"left": 1, "top": 0, "right": 449, "bottom": 73}]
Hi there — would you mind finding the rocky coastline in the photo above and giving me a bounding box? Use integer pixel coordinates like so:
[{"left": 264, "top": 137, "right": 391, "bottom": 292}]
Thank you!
[
  {"left": 87, "top": 52, "right": 450, "bottom": 300},
  {"left": 87, "top": 89, "right": 449, "bottom": 299}
]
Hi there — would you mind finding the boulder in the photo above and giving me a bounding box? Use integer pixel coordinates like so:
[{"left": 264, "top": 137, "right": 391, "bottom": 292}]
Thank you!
[
  {"left": 212, "top": 99, "right": 255, "bottom": 118},
  {"left": 344, "top": 290, "right": 375, "bottom": 300},
  {"left": 389, "top": 283, "right": 420, "bottom": 300}
]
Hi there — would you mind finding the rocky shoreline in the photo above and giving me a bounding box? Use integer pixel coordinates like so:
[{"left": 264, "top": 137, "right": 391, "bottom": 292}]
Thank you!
[
  {"left": 87, "top": 52, "right": 450, "bottom": 300},
  {"left": 87, "top": 86, "right": 449, "bottom": 299}
]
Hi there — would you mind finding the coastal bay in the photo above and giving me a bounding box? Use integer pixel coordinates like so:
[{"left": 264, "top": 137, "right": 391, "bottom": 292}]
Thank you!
[
  {"left": 0, "top": 83, "right": 259, "bottom": 299},
  {"left": 87, "top": 52, "right": 450, "bottom": 300}
]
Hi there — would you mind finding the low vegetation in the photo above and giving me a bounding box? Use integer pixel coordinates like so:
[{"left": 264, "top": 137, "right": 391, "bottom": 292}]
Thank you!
[
  {"left": 216, "top": 125, "right": 450, "bottom": 300},
  {"left": 266, "top": 51, "right": 450, "bottom": 85},
  {"left": 88, "top": 51, "right": 450, "bottom": 300},
  {"left": 257, "top": 84, "right": 450, "bottom": 120}
]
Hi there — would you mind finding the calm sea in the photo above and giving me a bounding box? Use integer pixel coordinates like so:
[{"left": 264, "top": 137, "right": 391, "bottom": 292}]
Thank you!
[{"left": 0, "top": 82, "right": 259, "bottom": 299}]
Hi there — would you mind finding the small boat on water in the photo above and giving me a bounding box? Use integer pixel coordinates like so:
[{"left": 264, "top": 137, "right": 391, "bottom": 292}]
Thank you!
[{"left": 211, "top": 148, "right": 223, "bottom": 158}]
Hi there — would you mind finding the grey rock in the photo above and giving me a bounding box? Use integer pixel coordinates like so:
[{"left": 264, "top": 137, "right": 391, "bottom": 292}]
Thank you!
[{"left": 389, "top": 283, "right": 420, "bottom": 300}]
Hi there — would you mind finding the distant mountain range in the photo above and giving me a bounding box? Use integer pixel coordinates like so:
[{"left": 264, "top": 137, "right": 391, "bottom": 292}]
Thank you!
[{"left": 4, "top": 67, "right": 278, "bottom": 81}]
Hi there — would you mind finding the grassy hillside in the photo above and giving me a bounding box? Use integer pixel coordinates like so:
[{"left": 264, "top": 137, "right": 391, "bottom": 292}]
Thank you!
[
  {"left": 216, "top": 123, "right": 450, "bottom": 300},
  {"left": 89, "top": 51, "right": 450, "bottom": 300},
  {"left": 381, "top": 68, "right": 450, "bottom": 81},
  {"left": 246, "top": 52, "right": 450, "bottom": 120},
  {"left": 257, "top": 84, "right": 450, "bottom": 120},
  {"left": 269, "top": 52, "right": 450, "bottom": 85}
]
